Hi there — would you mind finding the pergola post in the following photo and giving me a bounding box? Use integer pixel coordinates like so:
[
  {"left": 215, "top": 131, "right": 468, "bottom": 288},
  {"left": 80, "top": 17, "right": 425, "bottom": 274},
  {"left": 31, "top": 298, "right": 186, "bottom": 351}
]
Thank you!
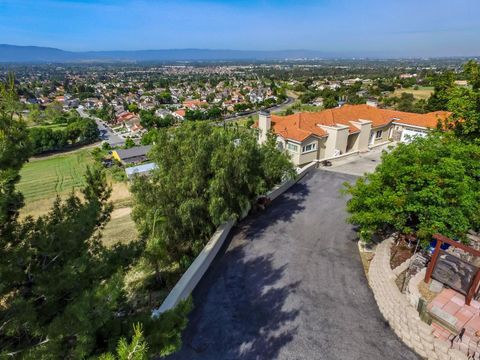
[
  {"left": 466, "top": 269, "right": 480, "bottom": 305},
  {"left": 425, "top": 239, "right": 442, "bottom": 283}
]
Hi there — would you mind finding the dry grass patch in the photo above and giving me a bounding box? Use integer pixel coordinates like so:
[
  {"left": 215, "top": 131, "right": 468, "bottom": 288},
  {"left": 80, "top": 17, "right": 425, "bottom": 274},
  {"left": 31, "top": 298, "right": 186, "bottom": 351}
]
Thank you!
[
  {"left": 18, "top": 148, "right": 138, "bottom": 247},
  {"left": 359, "top": 249, "right": 375, "bottom": 275},
  {"left": 101, "top": 207, "right": 138, "bottom": 247},
  {"left": 392, "top": 87, "right": 434, "bottom": 100}
]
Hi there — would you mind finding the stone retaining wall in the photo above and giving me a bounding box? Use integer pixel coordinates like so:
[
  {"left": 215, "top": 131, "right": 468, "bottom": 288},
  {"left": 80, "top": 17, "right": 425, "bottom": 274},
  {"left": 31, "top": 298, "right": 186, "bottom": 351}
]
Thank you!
[
  {"left": 408, "top": 268, "right": 426, "bottom": 309},
  {"left": 368, "top": 238, "right": 467, "bottom": 360}
]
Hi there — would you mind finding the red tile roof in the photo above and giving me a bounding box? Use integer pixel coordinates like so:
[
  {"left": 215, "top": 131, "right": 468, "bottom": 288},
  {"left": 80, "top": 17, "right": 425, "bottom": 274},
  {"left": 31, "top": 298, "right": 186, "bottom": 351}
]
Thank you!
[
  {"left": 116, "top": 111, "right": 138, "bottom": 123},
  {"left": 175, "top": 109, "right": 186, "bottom": 117},
  {"left": 183, "top": 100, "right": 206, "bottom": 109},
  {"left": 265, "top": 105, "right": 451, "bottom": 142}
]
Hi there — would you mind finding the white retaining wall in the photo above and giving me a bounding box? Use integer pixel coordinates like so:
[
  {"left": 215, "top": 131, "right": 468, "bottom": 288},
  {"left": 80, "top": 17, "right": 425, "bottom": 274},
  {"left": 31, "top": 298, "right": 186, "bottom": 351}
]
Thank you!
[{"left": 267, "top": 161, "right": 317, "bottom": 201}]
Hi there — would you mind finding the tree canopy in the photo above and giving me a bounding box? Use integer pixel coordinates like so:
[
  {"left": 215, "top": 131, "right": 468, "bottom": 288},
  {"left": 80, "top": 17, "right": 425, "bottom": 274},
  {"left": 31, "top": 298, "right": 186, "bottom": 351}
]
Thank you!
[
  {"left": 344, "top": 134, "right": 480, "bottom": 246},
  {"left": 0, "top": 77, "right": 191, "bottom": 359},
  {"left": 445, "top": 60, "right": 480, "bottom": 141},
  {"left": 131, "top": 122, "right": 294, "bottom": 284}
]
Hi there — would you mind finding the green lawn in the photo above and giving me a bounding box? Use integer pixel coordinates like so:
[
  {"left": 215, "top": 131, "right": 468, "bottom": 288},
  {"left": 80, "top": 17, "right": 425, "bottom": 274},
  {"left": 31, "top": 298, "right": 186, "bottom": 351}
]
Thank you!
[
  {"left": 18, "top": 149, "right": 93, "bottom": 202},
  {"left": 17, "top": 149, "right": 138, "bottom": 246},
  {"left": 36, "top": 123, "right": 68, "bottom": 130}
]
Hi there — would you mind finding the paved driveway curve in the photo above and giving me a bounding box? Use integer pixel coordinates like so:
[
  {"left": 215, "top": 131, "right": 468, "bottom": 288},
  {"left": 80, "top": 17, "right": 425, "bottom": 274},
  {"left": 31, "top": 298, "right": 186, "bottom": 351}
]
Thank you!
[{"left": 168, "top": 170, "right": 419, "bottom": 360}]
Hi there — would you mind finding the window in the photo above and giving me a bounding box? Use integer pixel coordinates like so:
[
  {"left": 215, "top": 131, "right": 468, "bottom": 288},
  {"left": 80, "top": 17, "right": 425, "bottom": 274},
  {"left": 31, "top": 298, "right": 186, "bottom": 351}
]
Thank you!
[
  {"left": 287, "top": 143, "right": 298, "bottom": 152},
  {"left": 302, "top": 143, "right": 317, "bottom": 153},
  {"left": 375, "top": 130, "right": 383, "bottom": 139}
]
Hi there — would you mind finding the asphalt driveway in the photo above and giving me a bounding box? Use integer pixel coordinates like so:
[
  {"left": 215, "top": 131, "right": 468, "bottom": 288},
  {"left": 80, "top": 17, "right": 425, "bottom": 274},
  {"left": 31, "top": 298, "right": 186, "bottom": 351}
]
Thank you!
[
  {"left": 168, "top": 169, "right": 419, "bottom": 360},
  {"left": 321, "top": 144, "right": 393, "bottom": 176}
]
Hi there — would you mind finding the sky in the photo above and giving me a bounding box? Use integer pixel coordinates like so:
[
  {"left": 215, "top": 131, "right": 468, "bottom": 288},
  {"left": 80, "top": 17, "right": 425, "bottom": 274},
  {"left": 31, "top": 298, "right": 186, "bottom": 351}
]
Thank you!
[{"left": 0, "top": 0, "right": 479, "bottom": 57}]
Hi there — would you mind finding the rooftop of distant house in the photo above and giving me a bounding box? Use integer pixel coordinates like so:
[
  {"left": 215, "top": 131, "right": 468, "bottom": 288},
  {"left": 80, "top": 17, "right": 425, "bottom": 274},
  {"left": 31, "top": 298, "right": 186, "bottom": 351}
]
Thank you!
[
  {"left": 113, "top": 145, "right": 152, "bottom": 164},
  {"left": 259, "top": 104, "right": 451, "bottom": 142}
]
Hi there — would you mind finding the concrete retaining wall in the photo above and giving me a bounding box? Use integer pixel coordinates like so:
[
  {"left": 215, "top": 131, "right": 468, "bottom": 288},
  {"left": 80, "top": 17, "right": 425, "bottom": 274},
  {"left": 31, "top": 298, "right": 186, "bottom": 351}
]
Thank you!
[
  {"left": 153, "top": 161, "right": 318, "bottom": 316},
  {"left": 152, "top": 220, "right": 234, "bottom": 317},
  {"left": 368, "top": 140, "right": 391, "bottom": 149},
  {"left": 368, "top": 238, "right": 467, "bottom": 360},
  {"left": 319, "top": 150, "right": 361, "bottom": 164},
  {"left": 267, "top": 161, "right": 317, "bottom": 201}
]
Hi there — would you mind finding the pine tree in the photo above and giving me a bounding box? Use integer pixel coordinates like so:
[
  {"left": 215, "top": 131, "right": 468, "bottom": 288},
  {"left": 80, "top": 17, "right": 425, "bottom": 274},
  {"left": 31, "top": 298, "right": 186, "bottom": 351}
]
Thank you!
[{"left": 98, "top": 324, "right": 148, "bottom": 360}]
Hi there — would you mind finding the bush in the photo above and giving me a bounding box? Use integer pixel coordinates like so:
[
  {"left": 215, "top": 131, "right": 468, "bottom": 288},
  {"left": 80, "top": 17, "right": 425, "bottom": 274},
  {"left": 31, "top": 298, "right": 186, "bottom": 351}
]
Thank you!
[
  {"left": 344, "top": 134, "right": 480, "bottom": 246},
  {"left": 29, "top": 118, "right": 99, "bottom": 154}
]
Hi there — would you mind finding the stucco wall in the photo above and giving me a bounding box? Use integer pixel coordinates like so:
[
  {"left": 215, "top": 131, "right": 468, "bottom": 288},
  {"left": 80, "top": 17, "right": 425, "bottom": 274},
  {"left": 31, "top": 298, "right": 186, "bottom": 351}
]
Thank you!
[
  {"left": 321, "top": 125, "right": 350, "bottom": 158},
  {"left": 346, "top": 133, "right": 359, "bottom": 152},
  {"left": 371, "top": 125, "right": 391, "bottom": 144},
  {"left": 353, "top": 120, "right": 372, "bottom": 151},
  {"left": 335, "top": 127, "right": 350, "bottom": 154},
  {"left": 317, "top": 137, "right": 327, "bottom": 160},
  {"left": 285, "top": 141, "right": 301, "bottom": 165},
  {"left": 298, "top": 138, "right": 320, "bottom": 165}
]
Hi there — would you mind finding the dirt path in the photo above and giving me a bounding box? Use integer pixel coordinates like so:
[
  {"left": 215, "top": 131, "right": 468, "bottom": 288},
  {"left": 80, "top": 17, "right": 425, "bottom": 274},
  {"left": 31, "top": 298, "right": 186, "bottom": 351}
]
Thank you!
[{"left": 111, "top": 206, "right": 132, "bottom": 220}]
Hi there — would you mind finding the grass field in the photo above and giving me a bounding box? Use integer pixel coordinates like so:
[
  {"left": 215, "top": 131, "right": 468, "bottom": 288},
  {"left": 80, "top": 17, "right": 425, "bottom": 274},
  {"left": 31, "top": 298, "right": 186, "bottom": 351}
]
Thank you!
[
  {"left": 18, "top": 149, "right": 93, "bottom": 203},
  {"left": 102, "top": 207, "right": 138, "bottom": 247},
  {"left": 34, "top": 123, "right": 68, "bottom": 130},
  {"left": 392, "top": 86, "right": 434, "bottom": 100},
  {"left": 17, "top": 148, "right": 138, "bottom": 245}
]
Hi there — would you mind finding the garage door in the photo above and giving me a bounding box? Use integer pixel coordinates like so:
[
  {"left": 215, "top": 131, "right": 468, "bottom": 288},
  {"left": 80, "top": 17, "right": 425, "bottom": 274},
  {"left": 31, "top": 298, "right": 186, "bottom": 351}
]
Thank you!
[{"left": 401, "top": 128, "right": 426, "bottom": 143}]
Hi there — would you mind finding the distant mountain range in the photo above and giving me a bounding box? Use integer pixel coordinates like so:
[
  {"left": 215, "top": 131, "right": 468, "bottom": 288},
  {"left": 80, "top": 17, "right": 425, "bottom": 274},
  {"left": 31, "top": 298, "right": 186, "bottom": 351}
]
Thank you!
[{"left": 0, "top": 44, "right": 332, "bottom": 63}]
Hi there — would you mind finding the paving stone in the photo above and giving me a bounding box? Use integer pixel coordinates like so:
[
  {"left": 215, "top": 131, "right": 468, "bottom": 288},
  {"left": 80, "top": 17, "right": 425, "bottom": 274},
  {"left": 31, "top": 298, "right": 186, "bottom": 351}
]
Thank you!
[
  {"left": 434, "top": 339, "right": 450, "bottom": 353},
  {"left": 448, "top": 348, "right": 468, "bottom": 360}
]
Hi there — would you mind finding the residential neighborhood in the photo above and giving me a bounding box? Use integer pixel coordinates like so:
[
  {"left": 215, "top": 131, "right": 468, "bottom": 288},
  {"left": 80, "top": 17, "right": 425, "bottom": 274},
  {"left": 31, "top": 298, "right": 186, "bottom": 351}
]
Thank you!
[{"left": 1, "top": 1, "right": 480, "bottom": 359}]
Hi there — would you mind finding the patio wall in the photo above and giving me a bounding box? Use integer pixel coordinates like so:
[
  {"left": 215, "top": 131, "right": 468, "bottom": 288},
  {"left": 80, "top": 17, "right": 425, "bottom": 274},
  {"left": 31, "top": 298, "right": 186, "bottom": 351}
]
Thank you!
[{"left": 368, "top": 238, "right": 467, "bottom": 360}]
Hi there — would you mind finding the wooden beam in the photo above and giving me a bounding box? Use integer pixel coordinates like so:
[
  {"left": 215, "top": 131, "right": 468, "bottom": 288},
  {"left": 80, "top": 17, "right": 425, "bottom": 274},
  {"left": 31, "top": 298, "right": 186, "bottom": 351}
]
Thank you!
[
  {"left": 466, "top": 269, "right": 480, "bottom": 305},
  {"left": 432, "top": 233, "right": 480, "bottom": 257},
  {"left": 425, "top": 238, "right": 442, "bottom": 283}
]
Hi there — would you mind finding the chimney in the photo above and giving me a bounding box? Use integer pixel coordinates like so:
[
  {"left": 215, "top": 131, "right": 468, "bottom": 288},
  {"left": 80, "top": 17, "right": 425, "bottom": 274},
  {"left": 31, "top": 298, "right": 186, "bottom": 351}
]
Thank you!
[{"left": 258, "top": 110, "right": 271, "bottom": 144}]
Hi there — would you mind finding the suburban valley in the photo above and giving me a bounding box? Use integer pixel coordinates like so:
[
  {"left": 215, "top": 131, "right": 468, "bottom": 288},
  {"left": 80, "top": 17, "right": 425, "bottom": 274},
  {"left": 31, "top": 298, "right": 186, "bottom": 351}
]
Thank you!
[{"left": 1, "top": 1, "right": 480, "bottom": 359}]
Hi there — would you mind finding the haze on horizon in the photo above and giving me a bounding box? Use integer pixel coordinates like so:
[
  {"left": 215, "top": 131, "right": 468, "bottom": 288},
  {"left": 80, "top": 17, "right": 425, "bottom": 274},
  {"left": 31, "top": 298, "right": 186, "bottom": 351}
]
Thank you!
[{"left": 0, "top": 0, "right": 479, "bottom": 58}]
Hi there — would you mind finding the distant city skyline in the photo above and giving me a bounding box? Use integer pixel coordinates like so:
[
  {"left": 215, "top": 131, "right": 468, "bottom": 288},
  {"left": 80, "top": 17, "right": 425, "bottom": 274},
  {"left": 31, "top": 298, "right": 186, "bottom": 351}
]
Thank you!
[{"left": 1, "top": 0, "right": 479, "bottom": 57}]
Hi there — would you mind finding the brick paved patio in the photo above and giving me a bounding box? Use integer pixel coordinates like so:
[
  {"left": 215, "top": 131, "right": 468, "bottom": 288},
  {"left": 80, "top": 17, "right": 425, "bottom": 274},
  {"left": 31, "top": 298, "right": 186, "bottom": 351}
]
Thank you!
[{"left": 429, "top": 288, "right": 480, "bottom": 357}]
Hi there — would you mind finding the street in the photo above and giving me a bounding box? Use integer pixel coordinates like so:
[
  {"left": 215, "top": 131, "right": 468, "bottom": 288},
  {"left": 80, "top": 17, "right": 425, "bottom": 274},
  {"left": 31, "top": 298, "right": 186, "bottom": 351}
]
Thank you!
[{"left": 77, "top": 106, "right": 125, "bottom": 147}]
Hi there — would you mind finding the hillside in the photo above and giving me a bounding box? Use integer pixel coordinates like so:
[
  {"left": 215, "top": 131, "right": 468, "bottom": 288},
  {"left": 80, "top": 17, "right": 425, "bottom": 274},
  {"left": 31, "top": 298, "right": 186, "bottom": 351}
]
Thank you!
[{"left": 0, "top": 44, "right": 329, "bottom": 63}]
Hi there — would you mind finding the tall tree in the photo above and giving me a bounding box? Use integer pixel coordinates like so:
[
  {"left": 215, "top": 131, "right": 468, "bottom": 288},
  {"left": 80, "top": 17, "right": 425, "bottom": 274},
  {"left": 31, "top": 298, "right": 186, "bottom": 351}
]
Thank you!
[
  {"left": 0, "top": 76, "right": 145, "bottom": 359},
  {"left": 463, "top": 59, "right": 480, "bottom": 90},
  {"left": 426, "top": 71, "right": 455, "bottom": 111},
  {"left": 0, "top": 74, "right": 31, "bottom": 232},
  {"left": 99, "top": 324, "right": 148, "bottom": 360},
  {"left": 131, "top": 123, "right": 294, "bottom": 285},
  {"left": 446, "top": 86, "right": 480, "bottom": 141}
]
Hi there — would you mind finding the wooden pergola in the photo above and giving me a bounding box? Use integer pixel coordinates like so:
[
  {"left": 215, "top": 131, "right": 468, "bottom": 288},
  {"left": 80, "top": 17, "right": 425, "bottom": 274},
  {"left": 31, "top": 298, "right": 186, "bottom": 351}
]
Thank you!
[{"left": 425, "top": 233, "right": 480, "bottom": 305}]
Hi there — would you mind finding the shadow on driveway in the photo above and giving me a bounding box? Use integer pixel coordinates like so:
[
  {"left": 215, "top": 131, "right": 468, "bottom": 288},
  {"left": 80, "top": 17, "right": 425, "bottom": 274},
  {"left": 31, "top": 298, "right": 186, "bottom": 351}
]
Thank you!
[
  {"left": 169, "top": 180, "right": 311, "bottom": 359},
  {"left": 167, "top": 170, "right": 419, "bottom": 360}
]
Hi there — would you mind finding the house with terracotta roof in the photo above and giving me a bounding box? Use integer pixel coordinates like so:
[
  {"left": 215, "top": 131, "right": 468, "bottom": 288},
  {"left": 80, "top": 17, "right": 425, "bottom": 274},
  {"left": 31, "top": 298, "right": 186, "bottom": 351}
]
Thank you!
[
  {"left": 174, "top": 109, "right": 186, "bottom": 120},
  {"left": 183, "top": 99, "right": 207, "bottom": 110},
  {"left": 257, "top": 104, "right": 450, "bottom": 166}
]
